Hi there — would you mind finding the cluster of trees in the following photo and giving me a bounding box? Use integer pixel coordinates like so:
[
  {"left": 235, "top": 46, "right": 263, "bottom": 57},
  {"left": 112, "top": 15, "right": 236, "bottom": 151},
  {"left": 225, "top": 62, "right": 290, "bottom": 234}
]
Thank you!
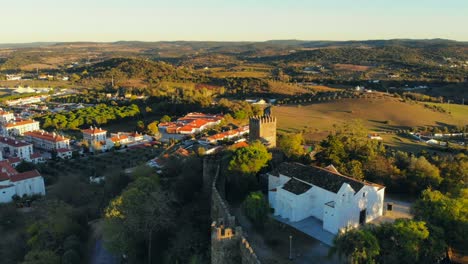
[
  {"left": 39, "top": 103, "right": 140, "bottom": 130},
  {"left": 331, "top": 219, "right": 446, "bottom": 264},
  {"left": 403, "top": 92, "right": 442, "bottom": 103},
  {"left": 225, "top": 141, "right": 272, "bottom": 201},
  {"left": 103, "top": 156, "right": 210, "bottom": 263},
  {"left": 217, "top": 99, "right": 263, "bottom": 121},
  {"left": 74, "top": 58, "right": 198, "bottom": 86},
  {"left": 315, "top": 122, "right": 467, "bottom": 195},
  {"left": 332, "top": 188, "right": 467, "bottom": 263}
]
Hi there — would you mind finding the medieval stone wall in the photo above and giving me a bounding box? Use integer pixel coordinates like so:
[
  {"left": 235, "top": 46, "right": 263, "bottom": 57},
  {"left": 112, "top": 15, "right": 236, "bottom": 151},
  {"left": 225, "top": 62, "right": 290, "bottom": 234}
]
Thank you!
[{"left": 205, "top": 157, "right": 261, "bottom": 264}]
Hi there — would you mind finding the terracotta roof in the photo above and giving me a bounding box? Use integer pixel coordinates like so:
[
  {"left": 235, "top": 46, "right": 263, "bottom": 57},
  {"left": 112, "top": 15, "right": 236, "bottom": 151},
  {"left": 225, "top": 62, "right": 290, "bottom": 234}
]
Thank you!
[
  {"left": 231, "top": 141, "right": 249, "bottom": 149},
  {"left": 0, "top": 160, "right": 18, "bottom": 175},
  {"left": 82, "top": 128, "right": 107, "bottom": 134},
  {"left": 110, "top": 135, "right": 129, "bottom": 142},
  {"left": 0, "top": 184, "right": 14, "bottom": 190},
  {"left": 0, "top": 172, "right": 10, "bottom": 181},
  {"left": 10, "top": 170, "right": 41, "bottom": 182},
  {"left": 7, "top": 157, "right": 21, "bottom": 164},
  {"left": 0, "top": 136, "right": 32, "bottom": 147},
  {"left": 0, "top": 111, "right": 13, "bottom": 115},
  {"left": 30, "top": 153, "right": 43, "bottom": 159},
  {"left": 24, "top": 131, "right": 69, "bottom": 142},
  {"left": 276, "top": 162, "right": 383, "bottom": 193},
  {"left": 5, "top": 119, "right": 38, "bottom": 128},
  {"left": 56, "top": 148, "right": 72, "bottom": 153}
]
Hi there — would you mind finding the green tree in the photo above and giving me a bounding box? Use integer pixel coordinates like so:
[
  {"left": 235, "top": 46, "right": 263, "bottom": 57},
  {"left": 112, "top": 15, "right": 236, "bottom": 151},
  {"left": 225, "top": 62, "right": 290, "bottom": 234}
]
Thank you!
[
  {"left": 242, "top": 192, "right": 270, "bottom": 228},
  {"left": 147, "top": 121, "right": 160, "bottom": 136},
  {"left": 407, "top": 156, "right": 442, "bottom": 192},
  {"left": 103, "top": 176, "right": 173, "bottom": 263},
  {"left": 277, "top": 133, "right": 305, "bottom": 159},
  {"left": 160, "top": 115, "right": 171, "bottom": 123},
  {"left": 330, "top": 229, "right": 380, "bottom": 264},
  {"left": 228, "top": 141, "right": 272, "bottom": 175}
]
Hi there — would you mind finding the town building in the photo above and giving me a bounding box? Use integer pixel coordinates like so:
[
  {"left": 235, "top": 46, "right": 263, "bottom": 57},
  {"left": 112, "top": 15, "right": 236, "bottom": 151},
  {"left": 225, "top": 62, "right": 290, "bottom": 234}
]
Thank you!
[
  {"left": 4, "top": 96, "right": 43, "bottom": 106},
  {"left": 106, "top": 132, "right": 145, "bottom": 148},
  {"left": 82, "top": 127, "right": 107, "bottom": 142},
  {"left": 3, "top": 119, "right": 40, "bottom": 136},
  {"left": 199, "top": 126, "right": 249, "bottom": 145},
  {"left": 249, "top": 108, "right": 276, "bottom": 148},
  {"left": 268, "top": 162, "right": 385, "bottom": 234},
  {"left": 6, "top": 74, "right": 22, "bottom": 81},
  {"left": 0, "top": 160, "right": 45, "bottom": 203},
  {"left": 23, "top": 130, "right": 70, "bottom": 151},
  {"left": 0, "top": 136, "right": 34, "bottom": 161},
  {"left": 0, "top": 111, "right": 15, "bottom": 124},
  {"left": 158, "top": 112, "right": 223, "bottom": 135}
]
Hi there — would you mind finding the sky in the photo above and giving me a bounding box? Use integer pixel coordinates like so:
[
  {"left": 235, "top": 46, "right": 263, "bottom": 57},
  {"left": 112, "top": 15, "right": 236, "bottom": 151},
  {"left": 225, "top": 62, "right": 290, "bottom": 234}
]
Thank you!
[{"left": 1, "top": 0, "right": 467, "bottom": 43}]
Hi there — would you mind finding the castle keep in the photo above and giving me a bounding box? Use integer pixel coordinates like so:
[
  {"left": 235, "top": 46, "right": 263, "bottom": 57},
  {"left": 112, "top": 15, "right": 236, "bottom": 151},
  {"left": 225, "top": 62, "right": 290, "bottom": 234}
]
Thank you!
[{"left": 249, "top": 109, "right": 276, "bottom": 148}]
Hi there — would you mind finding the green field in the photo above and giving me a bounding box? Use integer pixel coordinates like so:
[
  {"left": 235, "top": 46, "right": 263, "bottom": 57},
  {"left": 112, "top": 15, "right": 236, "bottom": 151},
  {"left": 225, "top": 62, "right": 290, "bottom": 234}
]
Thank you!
[{"left": 274, "top": 98, "right": 468, "bottom": 149}]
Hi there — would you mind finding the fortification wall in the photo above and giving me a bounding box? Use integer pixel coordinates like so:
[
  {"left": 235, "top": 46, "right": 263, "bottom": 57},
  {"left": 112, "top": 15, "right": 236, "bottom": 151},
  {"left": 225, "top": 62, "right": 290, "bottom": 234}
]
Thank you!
[{"left": 206, "top": 157, "right": 261, "bottom": 264}]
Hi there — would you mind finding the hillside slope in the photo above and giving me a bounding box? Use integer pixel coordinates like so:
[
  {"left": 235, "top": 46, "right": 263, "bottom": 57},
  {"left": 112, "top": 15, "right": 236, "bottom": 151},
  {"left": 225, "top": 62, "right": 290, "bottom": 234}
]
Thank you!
[{"left": 274, "top": 98, "right": 468, "bottom": 136}]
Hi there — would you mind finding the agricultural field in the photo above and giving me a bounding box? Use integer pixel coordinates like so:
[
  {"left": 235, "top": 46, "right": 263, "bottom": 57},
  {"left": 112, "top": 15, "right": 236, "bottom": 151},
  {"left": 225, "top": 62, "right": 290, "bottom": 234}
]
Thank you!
[{"left": 274, "top": 98, "right": 468, "bottom": 143}]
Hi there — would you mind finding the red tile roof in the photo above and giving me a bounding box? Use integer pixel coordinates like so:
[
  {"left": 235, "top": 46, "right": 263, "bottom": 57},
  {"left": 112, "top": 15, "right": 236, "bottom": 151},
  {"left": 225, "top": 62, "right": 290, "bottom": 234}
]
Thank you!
[
  {"left": 56, "top": 148, "right": 72, "bottom": 153},
  {"left": 5, "top": 119, "right": 38, "bottom": 128},
  {"left": 10, "top": 170, "right": 41, "bottom": 182},
  {"left": 0, "top": 184, "right": 14, "bottom": 189},
  {"left": 0, "top": 111, "right": 13, "bottom": 115},
  {"left": 7, "top": 157, "right": 21, "bottom": 164},
  {"left": 30, "top": 153, "right": 42, "bottom": 159},
  {"left": 0, "top": 160, "right": 18, "bottom": 175},
  {"left": 0, "top": 136, "right": 32, "bottom": 147},
  {"left": 0, "top": 172, "right": 10, "bottom": 181},
  {"left": 231, "top": 141, "right": 249, "bottom": 149},
  {"left": 24, "top": 131, "right": 69, "bottom": 142},
  {"left": 82, "top": 128, "right": 107, "bottom": 134}
]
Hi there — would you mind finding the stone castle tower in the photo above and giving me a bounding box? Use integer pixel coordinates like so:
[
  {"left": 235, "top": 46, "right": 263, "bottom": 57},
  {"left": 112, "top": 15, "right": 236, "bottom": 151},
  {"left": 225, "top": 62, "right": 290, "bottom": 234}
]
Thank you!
[{"left": 249, "top": 107, "right": 276, "bottom": 148}]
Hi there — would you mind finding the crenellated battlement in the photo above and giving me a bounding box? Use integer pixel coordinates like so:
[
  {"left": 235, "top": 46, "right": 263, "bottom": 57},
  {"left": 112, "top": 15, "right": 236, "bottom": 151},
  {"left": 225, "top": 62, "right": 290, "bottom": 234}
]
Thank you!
[
  {"left": 249, "top": 115, "right": 277, "bottom": 124},
  {"left": 205, "top": 156, "right": 262, "bottom": 264}
]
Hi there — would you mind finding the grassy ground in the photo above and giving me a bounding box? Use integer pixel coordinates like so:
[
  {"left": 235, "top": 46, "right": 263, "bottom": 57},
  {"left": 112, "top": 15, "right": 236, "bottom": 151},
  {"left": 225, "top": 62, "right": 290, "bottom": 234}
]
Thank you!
[{"left": 274, "top": 98, "right": 468, "bottom": 148}]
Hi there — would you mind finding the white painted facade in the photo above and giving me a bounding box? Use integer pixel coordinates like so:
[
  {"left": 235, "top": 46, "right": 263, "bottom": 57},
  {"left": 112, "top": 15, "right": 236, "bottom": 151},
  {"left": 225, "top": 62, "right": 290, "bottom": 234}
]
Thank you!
[
  {"left": 0, "top": 111, "right": 15, "bottom": 124},
  {"left": 4, "top": 120, "right": 40, "bottom": 136},
  {"left": 13, "top": 176, "right": 46, "bottom": 198},
  {"left": 0, "top": 137, "right": 34, "bottom": 161},
  {"left": 268, "top": 163, "right": 385, "bottom": 234},
  {"left": 0, "top": 162, "right": 46, "bottom": 203}
]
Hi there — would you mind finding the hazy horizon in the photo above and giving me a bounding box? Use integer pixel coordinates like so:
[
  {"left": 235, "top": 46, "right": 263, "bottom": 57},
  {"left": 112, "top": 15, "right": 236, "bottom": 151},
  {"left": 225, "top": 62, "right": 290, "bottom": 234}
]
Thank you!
[
  {"left": 0, "top": 38, "right": 466, "bottom": 46},
  {"left": 2, "top": 0, "right": 467, "bottom": 43}
]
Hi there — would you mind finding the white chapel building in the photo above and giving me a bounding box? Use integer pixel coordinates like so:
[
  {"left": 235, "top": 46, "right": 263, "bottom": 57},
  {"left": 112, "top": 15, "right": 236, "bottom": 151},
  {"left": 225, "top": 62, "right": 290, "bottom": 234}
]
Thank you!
[{"left": 268, "top": 162, "right": 385, "bottom": 234}]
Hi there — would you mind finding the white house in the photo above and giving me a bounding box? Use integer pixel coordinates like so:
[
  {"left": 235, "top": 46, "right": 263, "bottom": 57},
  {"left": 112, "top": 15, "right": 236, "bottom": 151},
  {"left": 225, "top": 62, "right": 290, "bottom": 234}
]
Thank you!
[
  {"left": 23, "top": 130, "right": 70, "bottom": 151},
  {"left": 0, "top": 160, "right": 45, "bottom": 203},
  {"left": 0, "top": 136, "right": 34, "bottom": 161},
  {"left": 3, "top": 119, "right": 41, "bottom": 136},
  {"left": 0, "top": 111, "right": 15, "bottom": 124},
  {"left": 82, "top": 127, "right": 107, "bottom": 142},
  {"left": 268, "top": 162, "right": 385, "bottom": 234}
]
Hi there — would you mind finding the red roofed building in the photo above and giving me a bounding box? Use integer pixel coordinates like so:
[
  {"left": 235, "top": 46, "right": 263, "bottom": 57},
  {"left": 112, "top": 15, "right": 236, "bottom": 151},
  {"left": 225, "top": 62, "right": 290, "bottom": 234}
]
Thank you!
[
  {"left": 199, "top": 126, "right": 249, "bottom": 144},
  {"left": 3, "top": 119, "right": 40, "bottom": 136},
  {"left": 158, "top": 112, "right": 224, "bottom": 135},
  {"left": 82, "top": 126, "right": 107, "bottom": 142},
  {"left": 0, "top": 160, "right": 45, "bottom": 203},
  {"left": 0, "top": 136, "right": 34, "bottom": 161},
  {"left": 24, "top": 130, "right": 70, "bottom": 151},
  {"left": 0, "top": 110, "right": 15, "bottom": 124}
]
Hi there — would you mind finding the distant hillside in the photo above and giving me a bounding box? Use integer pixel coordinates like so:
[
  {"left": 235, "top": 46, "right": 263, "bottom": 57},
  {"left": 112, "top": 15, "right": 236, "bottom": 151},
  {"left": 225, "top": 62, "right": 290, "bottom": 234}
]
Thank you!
[
  {"left": 77, "top": 57, "right": 197, "bottom": 82},
  {"left": 275, "top": 97, "right": 468, "bottom": 135}
]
